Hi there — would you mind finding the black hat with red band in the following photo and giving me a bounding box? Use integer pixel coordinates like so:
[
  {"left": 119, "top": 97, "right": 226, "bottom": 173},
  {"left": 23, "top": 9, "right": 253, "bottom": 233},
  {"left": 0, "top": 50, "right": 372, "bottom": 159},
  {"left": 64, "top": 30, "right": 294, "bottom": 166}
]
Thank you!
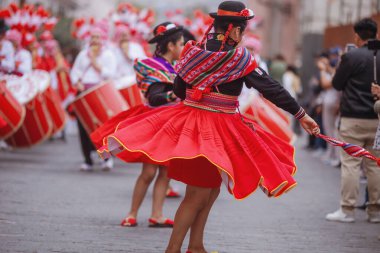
[
  {"left": 148, "top": 22, "right": 183, "bottom": 44},
  {"left": 209, "top": 1, "right": 255, "bottom": 21}
]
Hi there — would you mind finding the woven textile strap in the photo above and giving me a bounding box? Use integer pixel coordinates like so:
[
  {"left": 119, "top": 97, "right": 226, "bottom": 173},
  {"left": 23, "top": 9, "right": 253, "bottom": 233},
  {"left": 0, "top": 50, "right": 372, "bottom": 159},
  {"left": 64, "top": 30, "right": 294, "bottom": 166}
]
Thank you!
[
  {"left": 134, "top": 58, "right": 176, "bottom": 95},
  {"left": 183, "top": 89, "right": 238, "bottom": 114},
  {"left": 318, "top": 133, "right": 380, "bottom": 166},
  {"left": 176, "top": 41, "right": 257, "bottom": 101}
]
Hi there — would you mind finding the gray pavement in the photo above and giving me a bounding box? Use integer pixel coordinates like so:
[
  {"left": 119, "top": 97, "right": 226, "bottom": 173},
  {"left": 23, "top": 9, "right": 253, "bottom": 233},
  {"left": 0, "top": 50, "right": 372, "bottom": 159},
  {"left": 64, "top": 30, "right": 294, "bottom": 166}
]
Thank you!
[{"left": 0, "top": 135, "right": 379, "bottom": 253}]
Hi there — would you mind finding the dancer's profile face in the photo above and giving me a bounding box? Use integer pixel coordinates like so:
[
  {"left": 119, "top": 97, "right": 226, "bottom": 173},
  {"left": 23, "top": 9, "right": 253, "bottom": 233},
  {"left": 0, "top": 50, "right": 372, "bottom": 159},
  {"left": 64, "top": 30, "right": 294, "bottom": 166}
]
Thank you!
[{"left": 169, "top": 35, "right": 184, "bottom": 61}]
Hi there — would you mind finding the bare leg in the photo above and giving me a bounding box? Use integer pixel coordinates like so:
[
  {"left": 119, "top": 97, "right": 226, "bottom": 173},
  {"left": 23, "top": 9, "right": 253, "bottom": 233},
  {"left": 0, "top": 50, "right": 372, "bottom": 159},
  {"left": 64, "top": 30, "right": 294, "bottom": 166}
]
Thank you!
[
  {"left": 151, "top": 166, "right": 170, "bottom": 219},
  {"left": 165, "top": 185, "right": 213, "bottom": 253},
  {"left": 187, "top": 187, "right": 220, "bottom": 253},
  {"left": 127, "top": 163, "right": 157, "bottom": 218}
]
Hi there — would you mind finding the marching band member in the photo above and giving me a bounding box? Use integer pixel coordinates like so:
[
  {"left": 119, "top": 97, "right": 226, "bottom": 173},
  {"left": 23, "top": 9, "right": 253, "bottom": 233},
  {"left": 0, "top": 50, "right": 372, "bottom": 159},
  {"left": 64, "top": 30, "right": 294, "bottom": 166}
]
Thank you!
[
  {"left": 92, "top": 22, "right": 184, "bottom": 227},
  {"left": 70, "top": 27, "right": 117, "bottom": 171},
  {"left": 112, "top": 25, "right": 147, "bottom": 83},
  {"left": 98, "top": 1, "right": 320, "bottom": 252},
  {"left": 5, "top": 29, "right": 32, "bottom": 75},
  {"left": 40, "top": 39, "right": 74, "bottom": 105},
  {"left": 0, "top": 19, "right": 15, "bottom": 74}
]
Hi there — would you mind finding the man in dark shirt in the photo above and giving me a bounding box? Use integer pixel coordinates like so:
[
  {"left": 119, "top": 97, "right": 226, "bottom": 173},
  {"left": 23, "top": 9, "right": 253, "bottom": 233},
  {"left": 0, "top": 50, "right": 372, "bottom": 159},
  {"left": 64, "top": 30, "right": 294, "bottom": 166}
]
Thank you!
[{"left": 326, "top": 18, "right": 380, "bottom": 223}]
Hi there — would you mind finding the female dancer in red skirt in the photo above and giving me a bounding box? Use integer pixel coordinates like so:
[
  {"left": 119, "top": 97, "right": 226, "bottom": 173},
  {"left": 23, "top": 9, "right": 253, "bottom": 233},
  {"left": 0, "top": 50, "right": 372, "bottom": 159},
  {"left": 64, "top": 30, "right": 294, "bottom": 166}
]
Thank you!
[
  {"left": 92, "top": 22, "right": 184, "bottom": 228},
  {"left": 99, "top": 1, "right": 320, "bottom": 252}
]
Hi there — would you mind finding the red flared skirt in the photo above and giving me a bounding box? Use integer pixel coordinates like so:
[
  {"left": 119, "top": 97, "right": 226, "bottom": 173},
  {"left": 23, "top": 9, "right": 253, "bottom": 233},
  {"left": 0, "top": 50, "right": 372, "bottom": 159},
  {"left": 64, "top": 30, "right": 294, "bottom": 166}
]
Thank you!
[
  {"left": 90, "top": 104, "right": 152, "bottom": 149},
  {"left": 101, "top": 102, "right": 297, "bottom": 200}
]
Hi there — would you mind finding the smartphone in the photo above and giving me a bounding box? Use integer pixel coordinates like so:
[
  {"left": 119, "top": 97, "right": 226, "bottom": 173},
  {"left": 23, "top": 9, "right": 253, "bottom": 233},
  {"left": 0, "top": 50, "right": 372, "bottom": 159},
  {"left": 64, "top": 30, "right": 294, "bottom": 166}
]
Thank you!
[{"left": 345, "top": 43, "right": 356, "bottom": 53}]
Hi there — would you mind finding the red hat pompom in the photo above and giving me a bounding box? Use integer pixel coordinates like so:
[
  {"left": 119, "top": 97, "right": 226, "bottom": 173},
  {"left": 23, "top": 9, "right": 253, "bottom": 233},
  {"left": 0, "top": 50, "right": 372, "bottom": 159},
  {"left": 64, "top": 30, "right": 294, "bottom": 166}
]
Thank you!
[
  {"left": 240, "top": 9, "right": 250, "bottom": 17},
  {"left": 191, "top": 89, "right": 203, "bottom": 101},
  {"left": 156, "top": 25, "right": 167, "bottom": 35}
]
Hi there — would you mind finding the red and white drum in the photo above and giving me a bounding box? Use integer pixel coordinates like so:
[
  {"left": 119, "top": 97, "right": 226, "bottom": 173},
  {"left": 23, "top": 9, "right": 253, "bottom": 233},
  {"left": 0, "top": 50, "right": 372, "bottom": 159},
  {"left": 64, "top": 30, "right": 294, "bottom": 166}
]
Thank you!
[
  {"left": 0, "top": 79, "right": 26, "bottom": 139},
  {"left": 71, "top": 81, "right": 130, "bottom": 134},
  {"left": 115, "top": 75, "right": 144, "bottom": 107},
  {"left": 0, "top": 115, "right": 6, "bottom": 128},
  {"left": 57, "top": 70, "right": 73, "bottom": 101},
  {"left": 240, "top": 91, "right": 294, "bottom": 143},
  {"left": 29, "top": 70, "right": 67, "bottom": 135},
  {"left": 5, "top": 72, "right": 53, "bottom": 148}
]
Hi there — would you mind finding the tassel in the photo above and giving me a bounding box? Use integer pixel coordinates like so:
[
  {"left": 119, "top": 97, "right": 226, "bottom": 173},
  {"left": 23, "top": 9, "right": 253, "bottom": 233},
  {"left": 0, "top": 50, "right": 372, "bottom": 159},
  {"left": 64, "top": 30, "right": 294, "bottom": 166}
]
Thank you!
[
  {"left": 318, "top": 133, "right": 380, "bottom": 167},
  {"left": 191, "top": 89, "right": 203, "bottom": 101}
]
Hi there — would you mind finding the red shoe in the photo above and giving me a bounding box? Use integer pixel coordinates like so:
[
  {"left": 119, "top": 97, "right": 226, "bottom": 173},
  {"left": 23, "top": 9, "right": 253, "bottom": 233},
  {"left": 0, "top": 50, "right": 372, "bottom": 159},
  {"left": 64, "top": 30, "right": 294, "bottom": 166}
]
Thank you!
[
  {"left": 166, "top": 188, "right": 181, "bottom": 198},
  {"left": 148, "top": 217, "right": 174, "bottom": 228},
  {"left": 120, "top": 217, "right": 137, "bottom": 227}
]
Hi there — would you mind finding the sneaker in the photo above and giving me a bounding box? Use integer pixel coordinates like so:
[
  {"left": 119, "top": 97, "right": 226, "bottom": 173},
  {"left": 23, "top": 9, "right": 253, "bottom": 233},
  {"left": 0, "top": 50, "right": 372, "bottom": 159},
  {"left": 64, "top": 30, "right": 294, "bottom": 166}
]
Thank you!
[
  {"left": 0, "top": 140, "right": 9, "bottom": 150},
  {"left": 80, "top": 163, "right": 93, "bottom": 172},
  {"left": 91, "top": 151, "right": 102, "bottom": 165},
  {"left": 367, "top": 213, "right": 380, "bottom": 223},
  {"left": 101, "top": 158, "right": 114, "bottom": 171},
  {"left": 326, "top": 209, "right": 355, "bottom": 223}
]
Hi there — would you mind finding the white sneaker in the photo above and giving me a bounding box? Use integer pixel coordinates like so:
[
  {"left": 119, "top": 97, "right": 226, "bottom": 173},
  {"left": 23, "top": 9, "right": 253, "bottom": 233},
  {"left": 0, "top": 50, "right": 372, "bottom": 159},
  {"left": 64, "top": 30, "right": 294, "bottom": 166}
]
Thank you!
[
  {"left": 367, "top": 213, "right": 380, "bottom": 223},
  {"left": 101, "top": 158, "right": 114, "bottom": 171},
  {"left": 326, "top": 209, "right": 355, "bottom": 223},
  {"left": 80, "top": 163, "right": 93, "bottom": 172},
  {"left": 91, "top": 151, "right": 102, "bottom": 165}
]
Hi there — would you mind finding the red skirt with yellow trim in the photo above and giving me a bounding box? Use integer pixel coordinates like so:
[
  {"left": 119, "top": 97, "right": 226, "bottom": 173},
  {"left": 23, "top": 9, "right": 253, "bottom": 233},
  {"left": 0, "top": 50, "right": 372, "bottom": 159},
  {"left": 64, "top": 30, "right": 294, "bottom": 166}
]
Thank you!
[
  {"left": 100, "top": 91, "right": 297, "bottom": 200},
  {"left": 90, "top": 104, "right": 152, "bottom": 149}
]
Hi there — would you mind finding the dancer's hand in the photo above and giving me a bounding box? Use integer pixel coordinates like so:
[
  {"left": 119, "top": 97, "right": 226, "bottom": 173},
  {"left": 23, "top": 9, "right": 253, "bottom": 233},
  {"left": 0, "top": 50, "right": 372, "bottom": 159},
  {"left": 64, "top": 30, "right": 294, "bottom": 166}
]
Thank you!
[{"left": 299, "top": 114, "right": 320, "bottom": 135}]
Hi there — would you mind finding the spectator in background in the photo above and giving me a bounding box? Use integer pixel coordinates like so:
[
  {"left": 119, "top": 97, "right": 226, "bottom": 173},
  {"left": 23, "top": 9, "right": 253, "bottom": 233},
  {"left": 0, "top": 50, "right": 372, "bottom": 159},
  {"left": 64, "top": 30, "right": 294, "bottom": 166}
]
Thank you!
[
  {"left": 326, "top": 18, "right": 380, "bottom": 223},
  {"left": 316, "top": 50, "right": 341, "bottom": 167},
  {"left": 283, "top": 65, "right": 302, "bottom": 101},
  {"left": 304, "top": 53, "right": 328, "bottom": 154},
  {"left": 269, "top": 54, "right": 287, "bottom": 83},
  {"left": 283, "top": 65, "right": 302, "bottom": 134}
]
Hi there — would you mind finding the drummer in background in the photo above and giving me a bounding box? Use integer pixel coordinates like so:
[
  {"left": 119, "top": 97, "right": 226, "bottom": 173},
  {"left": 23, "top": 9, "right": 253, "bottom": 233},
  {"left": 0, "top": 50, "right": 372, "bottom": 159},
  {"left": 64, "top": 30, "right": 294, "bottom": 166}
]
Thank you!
[
  {"left": 40, "top": 40, "right": 74, "bottom": 103},
  {"left": 5, "top": 29, "right": 32, "bottom": 75},
  {"left": 112, "top": 25, "right": 147, "bottom": 83},
  {"left": 0, "top": 19, "right": 15, "bottom": 74},
  {"left": 70, "top": 27, "right": 117, "bottom": 172}
]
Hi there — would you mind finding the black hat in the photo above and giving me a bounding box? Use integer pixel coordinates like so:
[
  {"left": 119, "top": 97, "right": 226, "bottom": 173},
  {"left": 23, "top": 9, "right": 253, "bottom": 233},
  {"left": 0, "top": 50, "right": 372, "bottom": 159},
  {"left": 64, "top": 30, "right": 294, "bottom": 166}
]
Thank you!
[
  {"left": 209, "top": 1, "right": 255, "bottom": 21},
  {"left": 148, "top": 22, "right": 183, "bottom": 44},
  {"left": 0, "top": 19, "right": 8, "bottom": 34}
]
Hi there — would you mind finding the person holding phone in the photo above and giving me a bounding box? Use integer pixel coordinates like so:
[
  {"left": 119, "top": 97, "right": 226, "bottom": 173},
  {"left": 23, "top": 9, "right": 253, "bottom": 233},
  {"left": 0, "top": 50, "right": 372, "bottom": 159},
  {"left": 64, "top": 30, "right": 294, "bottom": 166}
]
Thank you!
[{"left": 326, "top": 18, "right": 380, "bottom": 224}]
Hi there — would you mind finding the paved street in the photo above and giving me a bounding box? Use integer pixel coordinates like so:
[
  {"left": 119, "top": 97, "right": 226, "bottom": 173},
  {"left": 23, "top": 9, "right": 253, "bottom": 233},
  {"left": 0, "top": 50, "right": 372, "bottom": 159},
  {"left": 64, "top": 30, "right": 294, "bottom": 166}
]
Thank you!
[{"left": 0, "top": 134, "right": 379, "bottom": 253}]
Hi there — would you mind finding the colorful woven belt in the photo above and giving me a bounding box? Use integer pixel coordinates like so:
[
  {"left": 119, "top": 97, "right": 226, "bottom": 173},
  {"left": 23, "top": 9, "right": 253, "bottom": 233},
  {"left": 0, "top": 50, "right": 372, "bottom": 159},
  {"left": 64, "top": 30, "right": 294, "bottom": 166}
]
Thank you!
[{"left": 184, "top": 89, "right": 238, "bottom": 114}]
